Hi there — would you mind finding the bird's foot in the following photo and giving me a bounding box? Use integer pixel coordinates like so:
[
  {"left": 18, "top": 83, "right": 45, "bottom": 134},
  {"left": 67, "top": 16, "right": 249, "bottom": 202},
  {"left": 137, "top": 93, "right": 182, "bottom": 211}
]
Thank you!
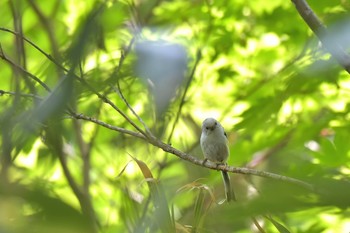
[{"left": 202, "top": 158, "right": 208, "bottom": 166}]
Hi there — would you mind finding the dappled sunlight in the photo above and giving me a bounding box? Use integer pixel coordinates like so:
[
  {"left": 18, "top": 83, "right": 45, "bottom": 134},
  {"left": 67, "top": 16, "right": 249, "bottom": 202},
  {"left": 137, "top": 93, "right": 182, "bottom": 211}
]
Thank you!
[{"left": 1, "top": 0, "right": 350, "bottom": 232}]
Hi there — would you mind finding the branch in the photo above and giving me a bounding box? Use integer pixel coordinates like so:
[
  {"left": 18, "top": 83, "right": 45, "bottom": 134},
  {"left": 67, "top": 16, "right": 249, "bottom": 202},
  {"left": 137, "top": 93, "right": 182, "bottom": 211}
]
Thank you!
[
  {"left": 71, "top": 112, "right": 146, "bottom": 140},
  {"left": 0, "top": 44, "right": 51, "bottom": 92},
  {"left": 148, "top": 138, "right": 315, "bottom": 191},
  {"left": 0, "top": 90, "right": 42, "bottom": 100},
  {"left": 113, "top": 83, "right": 153, "bottom": 135},
  {"left": 110, "top": 37, "right": 153, "bottom": 136},
  {"left": 291, "top": 0, "right": 350, "bottom": 73},
  {"left": 0, "top": 27, "right": 56, "bottom": 68},
  {"left": 72, "top": 112, "right": 314, "bottom": 192}
]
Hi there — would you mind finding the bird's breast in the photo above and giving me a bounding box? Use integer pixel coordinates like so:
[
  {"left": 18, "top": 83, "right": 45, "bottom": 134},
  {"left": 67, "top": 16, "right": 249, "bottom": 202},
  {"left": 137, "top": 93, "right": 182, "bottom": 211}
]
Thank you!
[{"left": 202, "top": 142, "right": 229, "bottom": 163}]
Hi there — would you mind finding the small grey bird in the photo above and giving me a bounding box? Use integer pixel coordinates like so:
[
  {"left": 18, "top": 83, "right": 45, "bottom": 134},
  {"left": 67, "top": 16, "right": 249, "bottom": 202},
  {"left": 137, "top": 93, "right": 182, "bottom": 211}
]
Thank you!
[{"left": 200, "top": 118, "right": 236, "bottom": 202}]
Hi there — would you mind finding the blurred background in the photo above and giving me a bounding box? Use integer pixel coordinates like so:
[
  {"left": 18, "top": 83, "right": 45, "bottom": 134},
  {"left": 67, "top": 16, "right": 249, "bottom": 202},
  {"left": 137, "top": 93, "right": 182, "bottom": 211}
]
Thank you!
[{"left": 1, "top": 0, "right": 350, "bottom": 232}]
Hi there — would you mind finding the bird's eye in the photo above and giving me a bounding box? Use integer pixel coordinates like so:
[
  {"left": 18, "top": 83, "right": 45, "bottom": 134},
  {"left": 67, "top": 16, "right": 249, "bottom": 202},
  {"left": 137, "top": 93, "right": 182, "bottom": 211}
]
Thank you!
[
  {"left": 214, "top": 122, "right": 217, "bottom": 126},
  {"left": 206, "top": 127, "right": 209, "bottom": 130}
]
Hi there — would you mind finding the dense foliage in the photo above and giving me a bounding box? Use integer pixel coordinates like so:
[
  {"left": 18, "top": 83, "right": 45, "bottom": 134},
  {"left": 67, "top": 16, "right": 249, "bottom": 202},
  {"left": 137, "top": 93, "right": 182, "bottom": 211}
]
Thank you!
[{"left": 1, "top": 0, "right": 350, "bottom": 232}]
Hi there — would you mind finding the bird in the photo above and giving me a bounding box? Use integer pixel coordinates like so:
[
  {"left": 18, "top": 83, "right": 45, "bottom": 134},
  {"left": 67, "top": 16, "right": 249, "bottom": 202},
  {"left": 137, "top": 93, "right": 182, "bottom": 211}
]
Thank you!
[{"left": 200, "top": 118, "right": 236, "bottom": 202}]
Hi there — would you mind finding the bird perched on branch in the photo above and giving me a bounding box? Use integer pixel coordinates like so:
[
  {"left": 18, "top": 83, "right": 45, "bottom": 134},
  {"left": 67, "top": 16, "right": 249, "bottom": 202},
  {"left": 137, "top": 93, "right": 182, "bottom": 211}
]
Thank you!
[{"left": 200, "top": 118, "right": 236, "bottom": 202}]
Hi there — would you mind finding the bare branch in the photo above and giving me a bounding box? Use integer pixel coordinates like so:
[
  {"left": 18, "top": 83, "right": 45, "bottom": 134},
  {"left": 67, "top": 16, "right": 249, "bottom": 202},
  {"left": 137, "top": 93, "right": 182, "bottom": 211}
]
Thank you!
[
  {"left": 71, "top": 112, "right": 146, "bottom": 140},
  {"left": 0, "top": 46, "right": 51, "bottom": 92},
  {"left": 0, "top": 27, "right": 57, "bottom": 67},
  {"left": 0, "top": 89, "right": 42, "bottom": 100},
  {"left": 59, "top": 110, "right": 316, "bottom": 192},
  {"left": 291, "top": 0, "right": 350, "bottom": 73},
  {"left": 147, "top": 138, "right": 314, "bottom": 191},
  {"left": 113, "top": 83, "right": 153, "bottom": 135}
]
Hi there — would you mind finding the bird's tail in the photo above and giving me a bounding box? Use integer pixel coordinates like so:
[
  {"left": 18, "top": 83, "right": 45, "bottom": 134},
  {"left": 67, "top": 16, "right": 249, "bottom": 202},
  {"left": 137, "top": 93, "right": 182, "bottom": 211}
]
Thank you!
[{"left": 221, "top": 171, "right": 236, "bottom": 202}]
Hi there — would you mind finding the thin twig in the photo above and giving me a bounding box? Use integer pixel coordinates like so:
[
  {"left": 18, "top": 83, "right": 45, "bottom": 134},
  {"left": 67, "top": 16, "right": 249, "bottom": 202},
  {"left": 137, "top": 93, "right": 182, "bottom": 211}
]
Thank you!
[
  {"left": 111, "top": 38, "right": 151, "bottom": 134},
  {"left": 0, "top": 27, "right": 57, "bottom": 67},
  {"left": 113, "top": 83, "right": 152, "bottom": 135},
  {"left": 72, "top": 112, "right": 146, "bottom": 140},
  {"left": 79, "top": 78, "right": 148, "bottom": 137},
  {"left": 0, "top": 47, "right": 51, "bottom": 92},
  {"left": 155, "top": 50, "right": 201, "bottom": 182},
  {"left": 167, "top": 49, "right": 201, "bottom": 144},
  {"left": 0, "top": 90, "right": 42, "bottom": 100},
  {"left": 112, "top": 37, "right": 135, "bottom": 78},
  {"left": 111, "top": 37, "right": 152, "bottom": 135}
]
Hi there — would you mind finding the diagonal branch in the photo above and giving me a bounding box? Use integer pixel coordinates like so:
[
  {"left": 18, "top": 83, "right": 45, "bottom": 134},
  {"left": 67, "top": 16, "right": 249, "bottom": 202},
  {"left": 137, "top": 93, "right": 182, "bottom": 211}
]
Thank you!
[
  {"left": 71, "top": 112, "right": 146, "bottom": 140},
  {"left": 71, "top": 111, "right": 314, "bottom": 192},
  {"left": 0, "top": 90, "right": 42, "bottom": 100},
  {"left": 0, "top": 44, "right": 51, "bottom": 92},
  {"left": 148, "top": 138, "right": 315, "bottom": 191},
  {"left": 113, "top": 83, "right": 153, "bottom": 135},
  {"left": 110, "top": 37, "right": 153, "bottom": 136},
  {"left": 291, "top": 0, "right": 350, "bottom": 73}
]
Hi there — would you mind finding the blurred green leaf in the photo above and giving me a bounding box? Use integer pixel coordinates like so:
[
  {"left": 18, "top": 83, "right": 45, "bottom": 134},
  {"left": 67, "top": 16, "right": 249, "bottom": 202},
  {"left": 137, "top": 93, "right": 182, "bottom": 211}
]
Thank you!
[
  {"left": 1, "top": 0, "right": 350, "bottom": 232},
  {"left": 265, "top": 216, "right": 291, "bottom": 233}
]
